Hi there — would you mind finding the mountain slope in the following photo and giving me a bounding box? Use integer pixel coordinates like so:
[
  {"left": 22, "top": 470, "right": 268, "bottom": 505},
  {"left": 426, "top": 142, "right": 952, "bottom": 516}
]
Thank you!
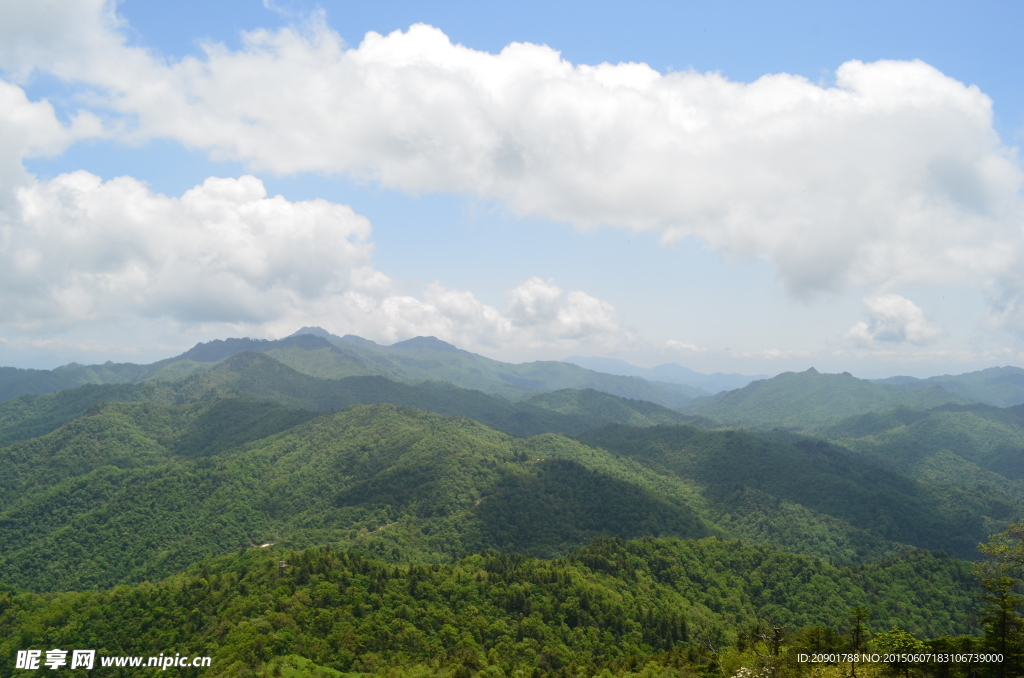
[
  {"left": 682, "top": 368, "right": 975, "bottom": 429},
  {"left": 0, "top": 353, "right": 706, "bottom": 447},
  {"left": 578, "top": 423, "right": 1015, "bottom": 560},
  {"left": 267, "top": 331, "right": 702, "bottom": 405},
  {"left": 2, "top": 388, "right": 1009, "bottom": 593},
  {"left": 873, "top": 366, "right": 1024, "bottom": 407},
  {"left": 0, "top": 331, "right": 701, "bottom": 407},
  {"left": 0, "top": 538, "right": 980, "bottom": 678},
  {"left": 0, "top": 403, "right": 713, "bottom": 591},
  {"left": 815, "top": 403, "right": 1024, "bottom": 491}
]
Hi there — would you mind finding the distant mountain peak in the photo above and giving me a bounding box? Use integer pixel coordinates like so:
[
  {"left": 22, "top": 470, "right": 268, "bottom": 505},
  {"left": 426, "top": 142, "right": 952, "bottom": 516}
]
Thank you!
[
  {"left": 390, "top": 336, "right": 463, "bottom": 353},
  {"left": 805, "top": 367, "right": 819, "bottom": 374},
  {"left": 289, "top": 326, "right": 341, "bottom": 341}
]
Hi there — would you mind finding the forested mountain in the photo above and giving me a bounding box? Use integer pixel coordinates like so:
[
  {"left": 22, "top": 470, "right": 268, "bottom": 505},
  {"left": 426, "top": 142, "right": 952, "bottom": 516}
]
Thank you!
[
  {"left": 0, "top": 352, "right": 700, "bottom": 447},
  {"left": 0, "top": 331, "right": 700, "bottom": 407},
  {"left": 682, "top": 368, "right": 976, "bottom": 429},
  {"left": 578, "top": 424, "right": 1015, "bottom": 560},
  {"left": 5, "top": 337, "right": 1024, "bottom": 678},
  {"left": 872, "top": 366, "right": 1024, "bottom": 407},
  {"left": 815, "top": 403, "right": 1024, "bottom": 489},
  {"left": 0, "top": 402, "right": 717, "bottom": 591},
  {"left": 2, "top": 391, "right": 1015, "bottom": 592},
  {"left": 0, "top": 538, "right": 979, "bottom": 678}
]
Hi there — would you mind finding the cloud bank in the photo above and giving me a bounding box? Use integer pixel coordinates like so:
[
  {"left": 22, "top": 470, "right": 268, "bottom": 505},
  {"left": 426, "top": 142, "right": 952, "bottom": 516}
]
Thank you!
[
  {"left": 1, "top": 1, "right": 1023, "bottom": 360},
  {"left": 0, "top": 168, "right": 630, "bottom": 354},
  {"left": 4, "top": 6, "right": 1020, "bottom": 298}
]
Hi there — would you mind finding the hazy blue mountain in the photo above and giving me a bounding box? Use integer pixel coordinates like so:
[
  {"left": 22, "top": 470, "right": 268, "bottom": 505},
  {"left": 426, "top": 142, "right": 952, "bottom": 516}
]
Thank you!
[
  {"left": 682, "top": 367, "right": 976, "bottom": 429},
  {"left": 213, "top": 329, "right": 705, "bottom": 406},
  {"left": 0, "top": 330, "right": 703, "bottom": 408},
  {"left": 563, "top": 355, "right": 765, "bottom": 393},
  {"left": 872, "top": 366, "right": 1024, "bottom": 407}
]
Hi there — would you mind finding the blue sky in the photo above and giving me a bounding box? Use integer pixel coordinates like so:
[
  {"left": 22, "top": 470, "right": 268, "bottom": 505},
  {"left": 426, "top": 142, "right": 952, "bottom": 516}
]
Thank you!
[{"left": 2, "top": 0, "right": 1023, "bottom": 377}]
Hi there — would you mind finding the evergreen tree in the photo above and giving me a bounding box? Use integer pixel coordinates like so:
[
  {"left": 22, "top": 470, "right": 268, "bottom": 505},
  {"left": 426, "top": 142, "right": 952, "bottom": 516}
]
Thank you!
[
  {"left": 848, "top": 607, "right": 871, "bottom": 678},
  {"left": 875, "top": 625, "right": 926, "bottom": 678},
  {"left": 977, "top": 522, "right": 1024, "bottom": 678}
]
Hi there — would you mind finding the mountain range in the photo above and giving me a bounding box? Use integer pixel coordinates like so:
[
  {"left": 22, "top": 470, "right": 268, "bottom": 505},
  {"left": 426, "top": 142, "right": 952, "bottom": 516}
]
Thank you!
[
  {"left": 3, "top": 329, "right": 1024, "bottom": 677},
  {"left": 0, "top": 329, "right": 701, "bottom": 408}
]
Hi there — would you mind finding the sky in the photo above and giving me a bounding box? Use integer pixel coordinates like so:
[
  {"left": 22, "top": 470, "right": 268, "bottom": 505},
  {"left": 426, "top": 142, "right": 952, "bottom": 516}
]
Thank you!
[{"left": 1, "top": 0, "right": 1023, "bottom": 378}]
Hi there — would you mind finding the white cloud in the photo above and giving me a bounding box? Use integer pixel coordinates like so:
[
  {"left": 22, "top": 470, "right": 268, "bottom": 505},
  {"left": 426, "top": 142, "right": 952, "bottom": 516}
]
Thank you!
[
  {"left": 0, "top": 79, "right": 102, "bottom": 209},
  {"left": 506, "top": 277, "right": 622, "bottom": 339},
  {"left": 665, "top": 339, "right": 706, "bottom": 353},
  {"left": 3, "top": 172, "right": 374, "bottom": 327},
  {"left": 0, "top": 170, "right": 629, "bottom": 355},
  {"left": 3, "top": 6, "right": 1020, "bottom": 301},
  {"left": 5, "top": 2, "right": 1024, "bottom": 362},
  {"left": 845, "top": 294, "right": 943, "bottom": 346}
]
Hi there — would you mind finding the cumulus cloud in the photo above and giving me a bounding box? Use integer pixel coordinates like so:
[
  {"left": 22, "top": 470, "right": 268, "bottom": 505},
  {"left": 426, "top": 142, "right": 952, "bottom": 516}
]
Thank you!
[
  {"left": 0, "top": 170, "right": 629, "bottom": 353},
  {"left": 506, "top": 277, "right": 622, "bottom": 339},
  {"left": 0, "top": 79, "right": 102, "bottom": 207},
  {"left": 2, "top": 4, "right": 1021, "bottom": 300},
  {"left": 665, "top": 340, "right": 706, "bottom": 353},
  {"left": 304, "top": 277, "right": 631, "bottom": 355},
  {"left": 3, "top": 172, "right": 374, "bottom": 327},
  {"left": 6, "top": 2, "right": 1024, "bottom": 357},
  {"left": 845, "top": 294, "right": 943, "bottom": 346}
]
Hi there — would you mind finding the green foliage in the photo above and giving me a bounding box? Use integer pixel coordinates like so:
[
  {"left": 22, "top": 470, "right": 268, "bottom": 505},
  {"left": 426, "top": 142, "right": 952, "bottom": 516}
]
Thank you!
[
  {"left": 2, "top": 389, "right": 1013, "bottom": 592},
  {"left": 873, "top": 626, "right": 926, "bottom": 677},
  {"left": 819, "top": 405, "right": 1024, "bottom": 485},
  {"left": 0, "top": 382, "right": 170, "bottom": 447},
  {"left": 579, "top": 424, "right": 1003, "bottom": 559},
  {"left": 0, "top": 332, "right": 698, "bottom": 408},
  {"left": 0, "top": 537, "right": 983, "bottom": 678},
  {"left": 523, "top": 389, "right": 700, "bottom": 428},
  {"left": 976, "top": 522, "right": 1024, "bottom": 676},
  {"left": 875, "top": 366, "right": 1024, "bottom": 408},
  {"left": 0, "top": 403, "right": 721, "bottom": 591},
  {"left": 0, "top": 354, "right": 702, "bottom": 448},
  {"left": 683, "top": 369, "right": 974, "bottom": 430}
]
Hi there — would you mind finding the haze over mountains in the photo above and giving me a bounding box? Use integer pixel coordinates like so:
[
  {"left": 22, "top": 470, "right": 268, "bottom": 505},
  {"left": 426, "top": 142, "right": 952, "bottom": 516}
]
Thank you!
[
  {"left": 0, "top": 328, "right": 701, "bottom": 408},
  {"left": 563, "top": 355, "right": 766, "bottom": 394},
  {"left": 5, "top": 326, "right": 1024, "bottom": 412}
]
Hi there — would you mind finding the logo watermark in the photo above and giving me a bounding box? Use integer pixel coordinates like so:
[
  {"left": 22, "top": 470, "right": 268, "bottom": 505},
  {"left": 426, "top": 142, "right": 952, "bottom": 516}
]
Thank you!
[{"left": 15, "top": 650, "right": 211, "bottom": 671}]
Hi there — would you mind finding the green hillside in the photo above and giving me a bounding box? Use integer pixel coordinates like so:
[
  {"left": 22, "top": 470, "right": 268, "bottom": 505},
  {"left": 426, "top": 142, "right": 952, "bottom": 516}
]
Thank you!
[
  {"left": 873, "top": 366, "right": 1024, "bottom": 407},
  {"left": 522, "top": 389, "right": 704, "bottom": 428},
  {"left": 578, "top": 424, "right": 1016, "bottom": 559},
  {"left": 0, "top": 403, "right": 718, "bottom": 591},
  {"left": 2, "top": 391, "right": 1014, "bottom": 592},
  {"left": 0, "top": 332, "right": 700, "bottom": 408},
  {"left": 0, "top": 369, "right": 1015, "bottom": 678},
  {"left": 0, "top": 537, "right": 980, "bottom": 678},
  {"left": 0, "top": 353, "right": 699, "bottom": 447},
  {"left": 815, "top": 404, "right": 1024, "bottom": 493},
  {"left": 682, "top": 368, "right": 974, "bottom": 429}
]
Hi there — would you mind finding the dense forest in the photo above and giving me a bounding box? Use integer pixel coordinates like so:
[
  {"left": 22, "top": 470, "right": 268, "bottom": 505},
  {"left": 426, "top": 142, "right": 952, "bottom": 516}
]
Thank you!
[
  {"left": 5, "top": 337, "right": 1024, "bottom": 677},
  {"left": 0, "top": 537, "right": 987, "bottom": 678}
]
